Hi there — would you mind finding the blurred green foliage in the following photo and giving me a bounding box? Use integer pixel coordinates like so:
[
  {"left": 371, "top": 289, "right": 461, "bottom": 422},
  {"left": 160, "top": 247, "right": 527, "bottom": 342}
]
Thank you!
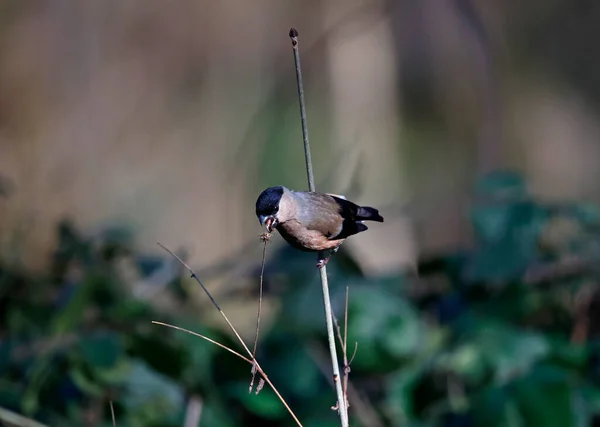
[{"left": 1, "top": 171, "right": 600, "bottom": 426}]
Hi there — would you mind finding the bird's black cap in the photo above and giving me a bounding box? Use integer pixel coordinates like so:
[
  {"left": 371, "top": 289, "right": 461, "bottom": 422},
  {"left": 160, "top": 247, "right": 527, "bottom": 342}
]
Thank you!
[{"left": 256, "top": 186, "right": 284, "bottom": 216}]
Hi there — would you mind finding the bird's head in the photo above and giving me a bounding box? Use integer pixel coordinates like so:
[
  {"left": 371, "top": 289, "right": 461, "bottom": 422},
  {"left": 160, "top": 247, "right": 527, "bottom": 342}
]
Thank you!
[{"left": 256, "top": 186, "right": 286, "bottom": 232}]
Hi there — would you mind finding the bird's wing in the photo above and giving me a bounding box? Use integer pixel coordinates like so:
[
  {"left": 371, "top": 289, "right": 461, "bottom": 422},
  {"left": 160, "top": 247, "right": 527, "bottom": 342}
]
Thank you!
[
  {"left": 327, "top": 195, "right": 369, "bottom": 239},
  {"left": 295, "top": 192, "right": 365, "bottom": 240}
]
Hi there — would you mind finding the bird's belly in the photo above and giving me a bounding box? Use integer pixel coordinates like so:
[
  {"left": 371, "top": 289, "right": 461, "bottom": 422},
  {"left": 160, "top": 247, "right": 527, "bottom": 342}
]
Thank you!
[{"left": 277, "top": 221, "right": 342, "bottom": 252}]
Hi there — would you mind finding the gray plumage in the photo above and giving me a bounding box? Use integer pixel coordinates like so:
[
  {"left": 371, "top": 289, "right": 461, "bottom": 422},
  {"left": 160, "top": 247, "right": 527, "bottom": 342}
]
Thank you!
[{"left": 256, "top": 186, "right": 383, "bottom": 253}]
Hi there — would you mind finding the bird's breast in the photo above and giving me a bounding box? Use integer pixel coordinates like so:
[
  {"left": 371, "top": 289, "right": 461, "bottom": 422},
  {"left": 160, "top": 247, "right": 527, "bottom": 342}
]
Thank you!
[{"left": 277, "top": 220, "right": 343, "bottom": 252}]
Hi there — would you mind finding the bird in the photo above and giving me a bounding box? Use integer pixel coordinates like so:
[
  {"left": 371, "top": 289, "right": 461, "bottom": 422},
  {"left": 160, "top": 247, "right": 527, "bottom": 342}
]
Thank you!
[{"left": 255, "top": 186, "right": 384, "bottom": 267}]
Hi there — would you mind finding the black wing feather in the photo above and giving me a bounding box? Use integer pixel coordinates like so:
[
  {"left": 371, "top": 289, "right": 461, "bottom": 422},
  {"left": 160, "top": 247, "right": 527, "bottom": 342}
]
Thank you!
[{"left": 329, "top": 196, "right": 381, "bottom": 240}]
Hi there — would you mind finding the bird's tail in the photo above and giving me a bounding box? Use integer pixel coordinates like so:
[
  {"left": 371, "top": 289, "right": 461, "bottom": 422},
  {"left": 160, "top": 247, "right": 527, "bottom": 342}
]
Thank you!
[{"left": 356, "top": 206, "right": 384, "bottom": 222}]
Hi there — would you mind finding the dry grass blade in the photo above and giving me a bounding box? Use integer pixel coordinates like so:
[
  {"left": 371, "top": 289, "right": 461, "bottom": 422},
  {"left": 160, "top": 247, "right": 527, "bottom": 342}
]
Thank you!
[
  {"left": 155, "top": 243, "right": 303, "bottom": 427},
  {"left": 152, "top": 321, "right": 251, "bottom": 363}
]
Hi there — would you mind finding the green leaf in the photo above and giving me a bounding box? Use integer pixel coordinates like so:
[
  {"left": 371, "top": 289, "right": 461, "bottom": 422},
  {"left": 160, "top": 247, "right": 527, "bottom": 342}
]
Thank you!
[
  {"left": 298, "top": 415, "right": 343, "bottom": 427},
  {"left": 229, "top": 382, "right": 287, "bottom": 420},
  {"left": 0, "top": 338, "right": 14, "bottom": 372},
  {"left": 546, "top": 337, "right": 588, "bottom": 371},
  {"left": 457, "top": 319, "right": 549, "bottom": 384},
  {"left": 109, "top": 299, "right": 156, "bottom": 323},
  {"left": 471, "top": 203, "right": 515, "bottom": 244},
  {"left": 52, "top": 281, "right": 95, "bottom": 335},
  {"left": 70, "top": 367, "right": 105, "bottom": 397},
  {"left": 198, "top": 397, "right": 239, "bottom": 427},
  {"left": 511, "top": 365, "right": 575, "bottom": 427},
  {"left": 386, "top": 366, "right": 425, "bottom": 422},
  {"left": 22, "top": 357, "right": 55, "bottom": 415},
  {"left": 0, "top": 379, "right": 23, "bottom": 409},
  {"left": 436, "top": 343, "right": 487, "bottom": 385},
  {"left": 384, "top": 314, "right": 424, "bottom": 358},
  {"left": 94, "top": 357, "right": 133, "bottom": 384},
  {"left": 175, "top": 321, "right": 220, "bottom": 389},
  {"left": 471, "top": 386, "right": 524, "bottom": 427},
  {"left": 467, "top": 200, "right": 547, "bottom": 282},
  {"left": 126, "top": 332, "right": 188, "bottom": 378},
  {"left": 579, "top": 382, "right": 600, "bottom": 414},
  {"left": 79, "top": 330, "right": 123, "bottom": 369},
  {"left": 482, "top": 331, "right": 548, "bottom": 383},
  {"left": 346, "top": 285, "right": 423, "bottom": 371},
  {"left": 268, "top": 341, "right": 320, "bottom": 398},
  {"left": 122, "top": 360, "right": 184, "bottom": 411}
]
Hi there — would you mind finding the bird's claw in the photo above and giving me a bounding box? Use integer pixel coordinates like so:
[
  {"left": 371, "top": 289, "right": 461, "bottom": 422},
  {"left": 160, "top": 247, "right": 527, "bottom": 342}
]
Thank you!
[{"left": 316, "top": 256, "right": 331, "bottom": 269}]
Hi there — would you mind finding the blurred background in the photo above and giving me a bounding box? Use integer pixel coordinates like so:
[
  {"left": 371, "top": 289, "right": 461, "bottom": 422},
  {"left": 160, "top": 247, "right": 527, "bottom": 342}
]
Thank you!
[{"left": 2, "top": 0, "right": 600, "bottom": 425}]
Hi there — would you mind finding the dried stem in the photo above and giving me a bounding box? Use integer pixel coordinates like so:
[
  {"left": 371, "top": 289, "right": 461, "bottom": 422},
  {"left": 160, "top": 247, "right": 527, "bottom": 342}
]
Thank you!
[
  {"left": 253, "top": 241, "right": 268, "bottom": 355},
  {"left": 250, "top": 239, "right": 269, "bottom": 392},
  {"left": 289, "top": 28, "right": 349, "bottom": 426},
  {"left": 156, "top": 243, "right": 303, "bottom": 427}
]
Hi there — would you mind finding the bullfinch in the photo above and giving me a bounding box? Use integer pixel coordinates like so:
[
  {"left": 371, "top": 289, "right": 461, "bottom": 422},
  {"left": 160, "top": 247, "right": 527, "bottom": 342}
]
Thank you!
[{"left": 256, "top": 186, "right": 384, "bottom": 267}]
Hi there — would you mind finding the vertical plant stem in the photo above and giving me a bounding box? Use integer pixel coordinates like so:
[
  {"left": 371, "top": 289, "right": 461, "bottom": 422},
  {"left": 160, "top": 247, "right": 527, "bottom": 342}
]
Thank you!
[
  {"left": 289, "top": 28, "right": 316, "bottom": 193},
  {"left": 109, "top": 401, "right": 116, "bottom": 427},
  {"left": 289, "top": 28, "right": 349, "bottom": 427}
]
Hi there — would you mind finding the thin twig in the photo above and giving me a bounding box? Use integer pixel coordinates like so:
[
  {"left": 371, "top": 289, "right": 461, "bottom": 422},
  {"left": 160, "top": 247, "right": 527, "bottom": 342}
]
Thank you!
[
  {"left": 289, "top": 28, "right": 349, "bottom": 426},
  {"left": 348, "top": 342, "right": 358, "bottom": 365},
  {"left": 109, "top": 401, "right": 116, "bottom": 427},
  {"left": 155, "top": 244, "right": 303, "bottom": 427},
  {"left": 249, "top": 239, "right": 269, "bottom": 392},
  {"left": 253, "top": 241, "right": 269, "bottom": 355}
]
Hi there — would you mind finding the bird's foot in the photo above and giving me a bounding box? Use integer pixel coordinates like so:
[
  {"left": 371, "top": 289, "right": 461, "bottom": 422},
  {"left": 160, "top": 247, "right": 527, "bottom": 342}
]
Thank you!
[{"left": 317, "top": 255, "right": 332, "bottom": 269}]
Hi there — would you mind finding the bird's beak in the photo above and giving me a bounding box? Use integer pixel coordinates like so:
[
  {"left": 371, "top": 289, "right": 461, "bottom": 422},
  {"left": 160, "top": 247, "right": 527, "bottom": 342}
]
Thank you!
[
  {"left": 259, "top": 215, "right": 277, "bottom": 232},
  {"left": 259, "top": 215, "right": 268, "bottom": 226}
]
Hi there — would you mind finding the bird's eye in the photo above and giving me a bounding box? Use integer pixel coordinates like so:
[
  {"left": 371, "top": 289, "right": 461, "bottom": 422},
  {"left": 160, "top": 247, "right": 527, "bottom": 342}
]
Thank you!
[{"left": 273, "top": 206, "right": 279, "bottom": 213}]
